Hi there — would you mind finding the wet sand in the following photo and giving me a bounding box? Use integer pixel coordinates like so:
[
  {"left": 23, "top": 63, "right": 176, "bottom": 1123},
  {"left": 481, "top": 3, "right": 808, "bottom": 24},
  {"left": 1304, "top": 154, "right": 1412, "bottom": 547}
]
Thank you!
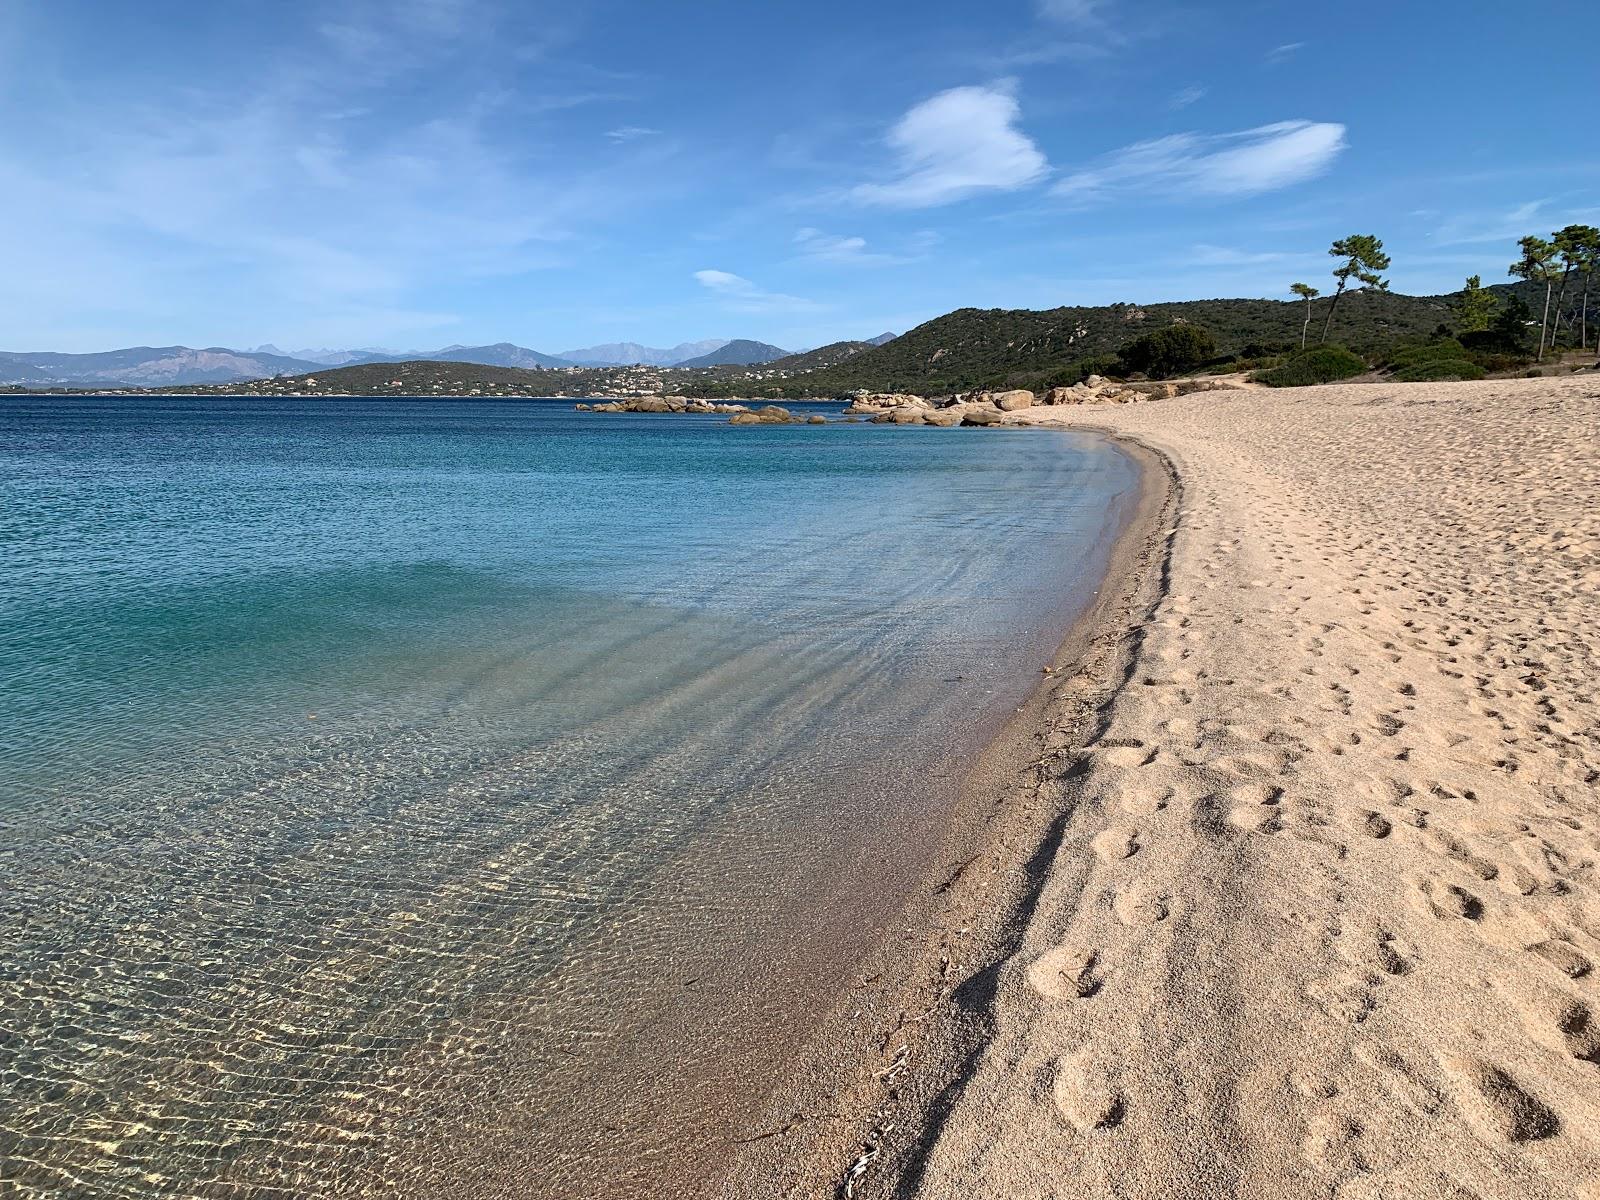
[{"left": 731, "top": 375, "right": 1600, "bottom": 1198}]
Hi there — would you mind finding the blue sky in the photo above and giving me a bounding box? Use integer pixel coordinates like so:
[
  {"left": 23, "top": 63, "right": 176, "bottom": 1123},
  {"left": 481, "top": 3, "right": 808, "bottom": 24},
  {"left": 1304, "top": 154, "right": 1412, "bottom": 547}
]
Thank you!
[{"left": 3, "top": 0, "right": 1595, "bottom": 353}]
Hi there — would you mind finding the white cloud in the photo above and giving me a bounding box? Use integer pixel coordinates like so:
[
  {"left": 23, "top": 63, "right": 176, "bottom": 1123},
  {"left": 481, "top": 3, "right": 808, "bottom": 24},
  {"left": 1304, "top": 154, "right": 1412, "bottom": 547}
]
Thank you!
[
  {"left": 1054, "top": 120, "right": 1347, "bottom": 202},
  {"left": 606, "top": 125, "right": 660, "bottom": 142},
  {"left": 1169, "top": 85, "right": 1207, "bottom": 109},
  {"left": 792, "top": 227, "right": 916, "bottom": 266},
  {"left": 1037, "top": 0, "right": 1108, "bottom": 24},
  {"left": 852, "top": 85, "right": 1049, "bottom": 209},
  {"left": 1266, "top": 42, "right": 1305, "bottom": 63},
  {"left": 694, "top": 269, "right": 819, "bottom": 313}
]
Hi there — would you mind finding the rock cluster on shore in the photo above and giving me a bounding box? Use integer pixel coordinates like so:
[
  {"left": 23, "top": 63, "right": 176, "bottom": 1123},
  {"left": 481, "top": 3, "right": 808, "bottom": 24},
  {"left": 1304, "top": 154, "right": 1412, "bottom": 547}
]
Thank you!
[
  {"left": 575, "top": 395, "right": 749, "bottom": 415},
  {"left": 574, "top": 396, "right": 818, "bottom": 425},
  {"left": 839, "top": 377, "right": 1238, "bottom": 427}
]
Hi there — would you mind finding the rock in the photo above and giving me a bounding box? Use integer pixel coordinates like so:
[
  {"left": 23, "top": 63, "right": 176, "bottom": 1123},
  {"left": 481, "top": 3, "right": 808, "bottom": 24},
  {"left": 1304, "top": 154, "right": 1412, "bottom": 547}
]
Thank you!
[
  {"left": 1133, "top": 382, "right": 1179, "bottom": 400},
  {"left": 993, "top": 389, "right": 1035, "bottom": 411},
  {"left": 890, "top": 408, "right": 927, "bottom": 425},
  {"left": 728, "top": 404, "right": 795, "bottom": 426},
  {"left": 807, "top": 415, "right": 827, "bottom": 424},
  {"left": 631, "top": 397, "right": 673, "bottom": 413},
  {"left": 922, "top": 409, "right": 961, "bottom": 427},
  {"left": 574, "top": 402, "right": 593, "bottom": 411},
  {"left": 961, "top": 407, "right": 1003, "bottom": 426},
  {"left": 843, "top": 391, "right": 928, "bottom": 415},
  {"left": 870, "top": 413, "right": 893, "bottom": 423},
  {"left": 591, "top": 401, "right": 625, "bottom": 412},
  {"left": 1085, "top": 374, "right": 1104, "bottom": 387}
]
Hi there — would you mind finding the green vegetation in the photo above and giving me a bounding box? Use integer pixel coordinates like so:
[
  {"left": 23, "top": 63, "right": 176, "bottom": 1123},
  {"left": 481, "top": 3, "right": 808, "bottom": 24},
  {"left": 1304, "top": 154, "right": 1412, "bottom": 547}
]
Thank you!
[
  {"left": 1254, "top": 346, "right": 1367, "bottom": 387},
  {"left": 1453, "top": 275, "right": 1497, "bottom": 332},
  {"left": 1392, "top": 359, "right": 1486, "bottom": 382},
  {"left": 1117, "top": 325, "right": 1217, "bottom": 379},
  {"left": 1319, "top": 235, "right": 1391, "bottom": 344},
  {"left": 1383, "top": 339, "right": 1485, "bottom": 382}
]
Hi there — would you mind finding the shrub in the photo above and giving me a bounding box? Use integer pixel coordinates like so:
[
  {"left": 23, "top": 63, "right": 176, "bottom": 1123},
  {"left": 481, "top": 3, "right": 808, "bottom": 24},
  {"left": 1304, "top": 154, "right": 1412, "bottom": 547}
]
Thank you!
[
  {"left": 1384, "top": 339, "right": 1468, "bottom": 371},
  {"left": 1459, "top": 329, "right": 1524, "bottom": 355},
  {"left": 1392, "top": 360, "right": 1486, "bottom": 382},
  {"left": 1118, "top": 325, "right": 1217, "bottom": 380},
  {"left": 1254, "top": 346, "right": 1367, "bottom": 387}
]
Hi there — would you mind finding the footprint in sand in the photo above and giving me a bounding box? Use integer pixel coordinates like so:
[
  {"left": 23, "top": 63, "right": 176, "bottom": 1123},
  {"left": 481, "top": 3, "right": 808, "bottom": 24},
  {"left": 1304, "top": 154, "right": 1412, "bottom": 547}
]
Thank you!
[
  {"left": 1528, "top": 939, "right": 1592, "bottom": 980},
  {"left": 1411, "top": 876, "right": 1484, "bottom": 922},
  {"left": 1350, "top": 809, "right": 1393, "bottom": 839},
  {"left": 1117, "top": 785, "right": 1171, "bottom": 816},
  {"left": 1091, "top": 828, "right": 1139, "bottom": 861},
  {"left": 1226, "top": 796, "right": 1283, "bottom": 834},
  {"left": 1050, "top": 1055, "right": 1124, "bottom": 1133},
  {"left": 1099, "top": 742, "right": 1155, "bottom": 769},
  {"left": 1302, "top": 1112, "right": 1365, "bottom": 1176},
  {"left": 1112, "top": 883, "right": 1170, "bottom": 926},
  {"left": 1026, "top": 945, "right": 1100, "bottom": 1000},
  {"left": 1374, "top": 930, "right": 1416, "bottom": 976},
  {"left": 1439, "top": 1054, "right": 1559, "bottom": 1143},
  {"left": 1306, "top": 971, "right": 1378, "bottom": 1024},
  {"left": 1522, "top": 989, "right": 1600, "bottom": 1064}
]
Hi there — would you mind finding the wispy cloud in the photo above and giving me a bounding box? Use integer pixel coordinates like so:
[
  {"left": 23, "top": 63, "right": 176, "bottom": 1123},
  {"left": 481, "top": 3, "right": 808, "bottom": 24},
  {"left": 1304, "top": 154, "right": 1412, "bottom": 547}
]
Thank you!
[
  {"left": 606, "top": 125, "right": 660, "bottom": 142},
  {"left": 1054, "top": 120, "right": 1347, "bottom": 203},
  {"left": 1036, "top": 0, "right": 1110, "bottom": 25},
  {"left": 1429, "top": 198, "right": 1600, "bottom": 246},
  {"left": 852, "top": 85, "right": 1049, "bottom": 209},
  {"left": 1266, "top": 41, "right": 1305, "bottom": 63},
  {"left": 694, "top": 269, "right": 820, "bottom": 313},
  {"left": 1169, "top": 85, "right": 1207, "bottom": 109},
  {"left": 791, "top": 227, "right": 927, "bottom": 266}
]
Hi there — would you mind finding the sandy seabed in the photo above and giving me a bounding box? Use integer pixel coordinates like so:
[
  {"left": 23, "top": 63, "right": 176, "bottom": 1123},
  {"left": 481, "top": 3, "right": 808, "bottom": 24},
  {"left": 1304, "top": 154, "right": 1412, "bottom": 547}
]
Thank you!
[{"left": 737, "top": 375, "right": 1600, "bottom": 1200}]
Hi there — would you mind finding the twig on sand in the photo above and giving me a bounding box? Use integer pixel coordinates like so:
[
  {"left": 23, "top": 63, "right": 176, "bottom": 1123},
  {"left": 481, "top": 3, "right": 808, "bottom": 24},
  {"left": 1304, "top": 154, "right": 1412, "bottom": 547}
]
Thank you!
[{"left": 840, "top": 1124, "right": 895, "bottom": 1199}]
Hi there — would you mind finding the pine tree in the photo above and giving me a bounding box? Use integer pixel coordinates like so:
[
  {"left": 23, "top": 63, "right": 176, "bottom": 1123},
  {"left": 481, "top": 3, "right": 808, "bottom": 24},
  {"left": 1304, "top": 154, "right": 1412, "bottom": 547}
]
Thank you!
[
  {"left": 1319, "top": 235, "right": 1391, "bottom": 344},
  {"left": 1453, "top": 275, "right": 1497, "bottom": 333},
  {"left": 1509, "top": 235, "right": 1560, "bottom": 361},
  {"left": 1289, "top": 282, "right": 1320, "bottom": 348}
]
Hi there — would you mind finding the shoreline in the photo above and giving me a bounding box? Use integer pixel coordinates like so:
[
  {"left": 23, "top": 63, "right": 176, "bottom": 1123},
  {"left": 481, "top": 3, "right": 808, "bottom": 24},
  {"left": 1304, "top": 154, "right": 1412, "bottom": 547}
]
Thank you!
[
  {"left": 729, "top": 372, "right": 1599, "bottom": 1198},
  {"left": 722, "top": 431, "right": 1179, "bottom": 1197}
]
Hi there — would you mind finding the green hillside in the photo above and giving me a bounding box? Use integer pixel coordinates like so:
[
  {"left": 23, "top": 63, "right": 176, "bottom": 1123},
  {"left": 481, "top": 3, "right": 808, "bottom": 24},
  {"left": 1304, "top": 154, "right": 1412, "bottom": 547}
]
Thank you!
[{"left": 693, "top": 290, "right": 1479, "bottom": 398}]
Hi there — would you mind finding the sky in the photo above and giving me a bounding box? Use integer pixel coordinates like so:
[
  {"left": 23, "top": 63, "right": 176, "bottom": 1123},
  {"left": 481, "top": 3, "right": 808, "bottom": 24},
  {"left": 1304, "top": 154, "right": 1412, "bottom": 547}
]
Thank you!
[{"left": 2, "top": 0, "right": 1596, "bottom": 354}]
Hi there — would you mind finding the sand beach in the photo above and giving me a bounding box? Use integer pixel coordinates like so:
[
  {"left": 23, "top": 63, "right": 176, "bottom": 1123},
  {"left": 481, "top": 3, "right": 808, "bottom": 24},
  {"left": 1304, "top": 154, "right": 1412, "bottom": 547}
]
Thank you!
[{"left": 734, "top": 374, "right": 1600, "bottom": 1199}]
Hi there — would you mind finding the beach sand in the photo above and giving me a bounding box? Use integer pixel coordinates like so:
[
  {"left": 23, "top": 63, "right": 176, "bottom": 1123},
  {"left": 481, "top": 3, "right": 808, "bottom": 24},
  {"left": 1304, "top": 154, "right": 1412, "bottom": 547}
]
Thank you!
[{"left": 735, "top": 375, "right": 1600, "bottom": 1198}]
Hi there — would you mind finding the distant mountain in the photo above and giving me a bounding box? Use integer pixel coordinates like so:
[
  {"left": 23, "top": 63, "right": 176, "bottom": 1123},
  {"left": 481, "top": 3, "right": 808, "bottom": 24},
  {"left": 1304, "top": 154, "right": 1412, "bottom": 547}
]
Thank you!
[
  {"left": 557, "top": 339, "right": 730, "bottom": 367},
  {"left": 866, "top": 332, "right": 898, "bottom": 346},
  {"left": 285, "top": 347, "right": 393, "bottom": 366},
  {"left": 0, "top": 346, "right": 328, "bottom": 387},
  {"left": 398, "top": 343, "right": 574, "bottom": 369},
  {"left": 675, "top": 339, "right": 789, "bottom": 368}
]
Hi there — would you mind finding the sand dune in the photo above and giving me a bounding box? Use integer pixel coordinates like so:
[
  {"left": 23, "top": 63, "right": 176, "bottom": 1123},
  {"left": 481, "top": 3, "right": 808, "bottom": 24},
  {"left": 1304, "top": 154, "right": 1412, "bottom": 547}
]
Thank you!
[{"left": 900, "top": 376, "right": 1600, "bottom": 1198}]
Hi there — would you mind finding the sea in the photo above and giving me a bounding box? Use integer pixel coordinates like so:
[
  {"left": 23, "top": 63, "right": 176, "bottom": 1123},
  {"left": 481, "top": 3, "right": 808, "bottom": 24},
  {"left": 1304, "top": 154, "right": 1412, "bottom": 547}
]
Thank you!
[{"left": 0, "top": 395, "right": 1141, "bottom": 1198}]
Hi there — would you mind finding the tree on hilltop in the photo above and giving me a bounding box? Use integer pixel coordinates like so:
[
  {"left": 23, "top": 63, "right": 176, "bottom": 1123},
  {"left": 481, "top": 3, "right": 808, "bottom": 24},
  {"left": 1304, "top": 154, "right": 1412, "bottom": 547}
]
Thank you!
[
  {"left": 1319, "top": 235, "right": 1391, "bottom": 344},
  {"left": 1290, "top": 282, "right": 1320, "bottom": 348},
  {"left": 1453, "top": 275, "right": 1497, "bottom": 333},
  {"left": 1510, "top": 235, "right": 1560, "bottom": 361}
]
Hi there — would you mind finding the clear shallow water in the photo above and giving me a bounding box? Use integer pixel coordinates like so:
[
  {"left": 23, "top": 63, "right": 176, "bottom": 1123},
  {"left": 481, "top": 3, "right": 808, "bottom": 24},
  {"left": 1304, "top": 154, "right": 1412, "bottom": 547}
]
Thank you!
[{"left": 0, "top": 397, "right": 1139, "bottom": 1197}]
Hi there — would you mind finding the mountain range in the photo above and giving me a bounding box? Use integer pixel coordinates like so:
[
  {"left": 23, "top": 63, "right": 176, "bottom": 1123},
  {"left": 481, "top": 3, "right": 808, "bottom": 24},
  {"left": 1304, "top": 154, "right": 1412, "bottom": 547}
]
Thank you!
[{"left": 0, "top": 336, "right": 813, "bottom": 387}]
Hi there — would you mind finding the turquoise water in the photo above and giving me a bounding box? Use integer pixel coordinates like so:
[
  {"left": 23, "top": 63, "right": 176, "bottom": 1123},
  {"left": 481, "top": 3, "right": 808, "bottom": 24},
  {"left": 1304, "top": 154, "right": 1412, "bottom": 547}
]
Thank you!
[{"left": 0, "top": 396, "right": 1139, "bottom": 1197}]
